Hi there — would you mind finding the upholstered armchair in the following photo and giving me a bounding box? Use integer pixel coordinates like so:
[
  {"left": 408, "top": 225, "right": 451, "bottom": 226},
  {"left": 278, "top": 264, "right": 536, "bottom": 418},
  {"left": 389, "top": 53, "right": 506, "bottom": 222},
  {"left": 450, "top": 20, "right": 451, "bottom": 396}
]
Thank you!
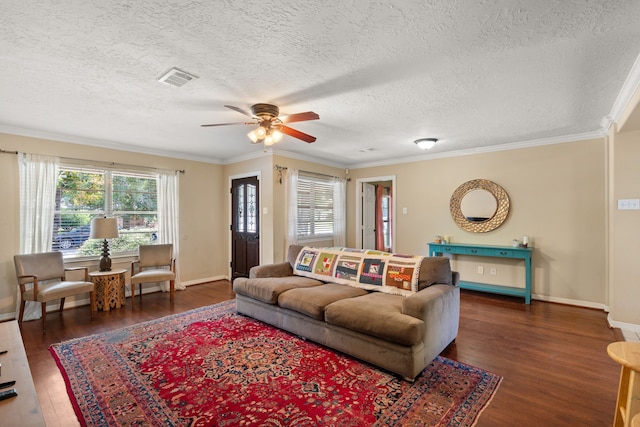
[
  {"left": 13, "top": 251, "right": 96, "bottom": 332},
  {"left": 130, "top": 244, "right": 176, "bottom": 303}
]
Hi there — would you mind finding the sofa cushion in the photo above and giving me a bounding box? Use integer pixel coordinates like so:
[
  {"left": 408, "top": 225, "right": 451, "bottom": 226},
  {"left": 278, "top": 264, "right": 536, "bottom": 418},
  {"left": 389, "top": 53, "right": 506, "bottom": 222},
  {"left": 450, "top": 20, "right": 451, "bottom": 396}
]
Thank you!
[
  {"left": 233, "top": 276, "right": 324, "bottom": 304},
  {"left": 278, "top": 283, "right": 368, "bottom": 320},
  {"left": 324, "top": 292, "right": 425, "bottom": 346},
  {"left": 418, "top": 256, "right": 452, "bottom": 290}
]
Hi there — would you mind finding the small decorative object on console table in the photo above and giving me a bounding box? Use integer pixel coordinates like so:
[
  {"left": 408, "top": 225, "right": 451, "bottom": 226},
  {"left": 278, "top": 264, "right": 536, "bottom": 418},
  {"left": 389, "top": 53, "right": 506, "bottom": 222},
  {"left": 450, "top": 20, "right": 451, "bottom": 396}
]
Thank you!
[
  {"left": 89, "top": 269, "right": 127, "bottom": 311},
  {"left": 428, "top": 241, "right": 533, "bottom": 304}
]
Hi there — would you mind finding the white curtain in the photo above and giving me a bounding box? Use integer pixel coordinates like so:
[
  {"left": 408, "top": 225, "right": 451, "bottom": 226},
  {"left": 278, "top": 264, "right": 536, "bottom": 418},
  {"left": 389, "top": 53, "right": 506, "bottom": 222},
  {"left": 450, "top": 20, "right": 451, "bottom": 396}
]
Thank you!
[
  {"left": 285, "top": 168, "right": 299, "bottom": 247},
  {"left": 17, "top": 153, "right": 59, "bottom": 320},
  {"left": 157, "top": 170, "right": 185, "bottom": 291},
  {"left": 333, "top": 177, "right": 347, "bottom": 247}
]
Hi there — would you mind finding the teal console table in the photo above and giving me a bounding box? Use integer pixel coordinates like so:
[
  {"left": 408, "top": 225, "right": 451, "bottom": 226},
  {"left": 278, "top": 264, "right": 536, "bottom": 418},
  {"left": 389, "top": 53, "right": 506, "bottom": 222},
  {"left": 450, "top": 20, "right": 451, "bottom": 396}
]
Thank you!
[{"left": 428, "top": 242, "right": 533, "bottom": 304}]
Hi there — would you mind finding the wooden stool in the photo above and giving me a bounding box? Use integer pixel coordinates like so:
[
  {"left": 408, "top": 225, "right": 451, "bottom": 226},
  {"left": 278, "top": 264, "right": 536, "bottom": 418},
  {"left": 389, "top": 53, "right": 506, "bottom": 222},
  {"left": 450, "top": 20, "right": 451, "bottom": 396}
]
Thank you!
[{"left": 607, "top": 342, "right": 640, "bottom": 427}]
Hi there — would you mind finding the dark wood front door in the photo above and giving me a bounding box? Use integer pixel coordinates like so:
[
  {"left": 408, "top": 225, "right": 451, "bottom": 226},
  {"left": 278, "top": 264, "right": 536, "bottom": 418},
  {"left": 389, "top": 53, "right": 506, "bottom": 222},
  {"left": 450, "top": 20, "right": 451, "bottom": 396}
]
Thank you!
[{"left": 231, "top": 176, "right": 260, "bottom": 279}]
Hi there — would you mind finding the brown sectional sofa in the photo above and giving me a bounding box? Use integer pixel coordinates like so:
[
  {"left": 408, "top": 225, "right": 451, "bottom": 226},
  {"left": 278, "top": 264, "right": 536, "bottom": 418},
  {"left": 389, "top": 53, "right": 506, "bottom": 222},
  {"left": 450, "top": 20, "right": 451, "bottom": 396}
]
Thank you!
[{"left": 233, "top": 245, "right": 460, "bottom": 380}]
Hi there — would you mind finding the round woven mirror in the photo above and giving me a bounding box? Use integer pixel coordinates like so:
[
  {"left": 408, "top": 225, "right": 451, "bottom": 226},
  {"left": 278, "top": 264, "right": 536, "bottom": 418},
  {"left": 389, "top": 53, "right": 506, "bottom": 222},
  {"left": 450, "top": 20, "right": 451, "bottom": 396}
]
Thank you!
[{"left": 450, "top": 179, "right": 510, "bottom": 232}]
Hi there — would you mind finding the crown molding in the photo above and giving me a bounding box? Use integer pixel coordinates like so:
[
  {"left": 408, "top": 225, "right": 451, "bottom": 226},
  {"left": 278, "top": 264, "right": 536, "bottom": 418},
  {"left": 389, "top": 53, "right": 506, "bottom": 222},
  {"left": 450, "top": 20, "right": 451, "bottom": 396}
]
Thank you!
[
  {"left": 267, "top": 148, "right": 349, "bottom": 169},
  {"left": 221, "top": 147, "right": 274, "bottom": 165},
  {"left": 0, "top": 124, "right": 224, "bottom": 165},
  {"left": 605, "top": 52, "right": 640, "bottom": 125},
  {"left": 220, "top": 146, "right": 348, "bottom": 169},
  {"left": 349, "top": 130, "right": 606, "bottom": 169},
  {"left": 2, "top": 123, "right": 608, "bottom": 171}
]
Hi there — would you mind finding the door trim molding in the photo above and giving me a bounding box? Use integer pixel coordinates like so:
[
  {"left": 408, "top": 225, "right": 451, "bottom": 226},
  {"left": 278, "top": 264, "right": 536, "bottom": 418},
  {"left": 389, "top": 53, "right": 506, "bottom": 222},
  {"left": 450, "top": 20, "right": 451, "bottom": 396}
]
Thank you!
[
  {"left": 355, "top": 175, "right": 396, "bottom": 252},
  {"left": 229, "top": 171, "right": 261, "bottom": 279}
]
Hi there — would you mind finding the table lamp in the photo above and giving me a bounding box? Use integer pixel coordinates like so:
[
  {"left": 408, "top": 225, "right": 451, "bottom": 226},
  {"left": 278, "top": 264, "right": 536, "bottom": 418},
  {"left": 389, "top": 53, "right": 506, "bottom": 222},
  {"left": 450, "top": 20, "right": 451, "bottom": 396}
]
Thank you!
[{"left": 90, "top": 217, "right": 119, "bottom": 271}]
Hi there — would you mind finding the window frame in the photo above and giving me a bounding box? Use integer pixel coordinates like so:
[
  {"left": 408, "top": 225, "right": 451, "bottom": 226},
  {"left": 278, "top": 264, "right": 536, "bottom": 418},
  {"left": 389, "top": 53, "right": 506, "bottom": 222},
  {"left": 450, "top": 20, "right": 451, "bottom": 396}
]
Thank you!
[{"left": 54, "top": 164, "right": 158, "bottom": 259}]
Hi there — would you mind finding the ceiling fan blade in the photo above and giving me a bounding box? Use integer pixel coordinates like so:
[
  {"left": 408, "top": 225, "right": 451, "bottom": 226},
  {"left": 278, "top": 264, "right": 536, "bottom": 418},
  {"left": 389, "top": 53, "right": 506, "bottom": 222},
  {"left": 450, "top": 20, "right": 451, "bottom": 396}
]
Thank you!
[
  {"left": 279, "top": 111, "right": 319, "bottom": 124},
  {"left": 201, "top": 121, "right": 255, "bottom": 127},
  {"left": 224, "top": 105, "right": 253, "bottom": 117},
  {"left": 279, "top": 125, "right": 316, "bottom": 143}
]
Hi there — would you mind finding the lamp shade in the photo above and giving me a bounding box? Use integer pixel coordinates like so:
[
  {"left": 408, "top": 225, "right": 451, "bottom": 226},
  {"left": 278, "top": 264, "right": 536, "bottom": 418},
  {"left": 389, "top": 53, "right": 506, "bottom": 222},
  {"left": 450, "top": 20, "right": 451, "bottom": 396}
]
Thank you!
[{"left": 89, "top": 217, "right": 119, "bottom": 239}]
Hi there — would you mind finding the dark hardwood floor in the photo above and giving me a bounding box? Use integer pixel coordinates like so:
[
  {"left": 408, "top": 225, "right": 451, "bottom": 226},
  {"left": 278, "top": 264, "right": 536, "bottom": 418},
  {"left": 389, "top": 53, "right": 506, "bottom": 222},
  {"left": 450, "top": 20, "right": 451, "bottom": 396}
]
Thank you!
[{"left": 15, "top": 281, "right": 620, "bottom": 426}]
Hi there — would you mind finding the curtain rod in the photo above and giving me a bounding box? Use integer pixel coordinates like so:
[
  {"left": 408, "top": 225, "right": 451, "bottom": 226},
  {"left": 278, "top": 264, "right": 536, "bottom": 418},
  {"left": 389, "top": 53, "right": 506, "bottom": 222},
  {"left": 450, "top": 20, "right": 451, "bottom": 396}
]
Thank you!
[
  {"left": 1, "top": 149, "right": 185, "bottom": 174},
  {"left": 274, "top": 164, "right": 350, "bottom": 183}
]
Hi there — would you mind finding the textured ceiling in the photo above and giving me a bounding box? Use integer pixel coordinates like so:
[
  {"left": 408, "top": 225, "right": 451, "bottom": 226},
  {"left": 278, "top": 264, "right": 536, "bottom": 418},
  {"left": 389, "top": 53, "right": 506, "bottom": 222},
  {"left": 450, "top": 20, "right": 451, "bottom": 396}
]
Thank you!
[{"left": 1, "top": 0, "right": 639, "bottom": 167}]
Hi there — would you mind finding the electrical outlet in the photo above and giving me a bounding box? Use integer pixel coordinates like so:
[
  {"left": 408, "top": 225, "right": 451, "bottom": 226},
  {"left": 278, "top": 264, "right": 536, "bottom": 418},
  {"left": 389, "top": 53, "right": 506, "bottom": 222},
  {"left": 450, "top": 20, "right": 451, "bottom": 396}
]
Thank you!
[
  {"left": 477, "top": 266, "right": 484, "bottom": 275},
  {"left": 490, "top": 267, "right": 497, "bottom": 276}
]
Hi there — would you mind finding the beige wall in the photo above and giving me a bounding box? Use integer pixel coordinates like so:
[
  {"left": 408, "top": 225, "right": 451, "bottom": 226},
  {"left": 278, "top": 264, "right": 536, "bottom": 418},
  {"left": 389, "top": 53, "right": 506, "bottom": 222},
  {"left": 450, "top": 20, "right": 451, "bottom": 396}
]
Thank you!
[
  {"left": 2, "top": 130, "right": 634, "bottom": 327},
  {"left": 347, "top": 140, "right": 607, "bottom": 306},
  {"left": 610, "top": 128, "right": 640, "bottom": 326},
  {"left": 0, "top": 133, "right": 227, "bottom": 318}
]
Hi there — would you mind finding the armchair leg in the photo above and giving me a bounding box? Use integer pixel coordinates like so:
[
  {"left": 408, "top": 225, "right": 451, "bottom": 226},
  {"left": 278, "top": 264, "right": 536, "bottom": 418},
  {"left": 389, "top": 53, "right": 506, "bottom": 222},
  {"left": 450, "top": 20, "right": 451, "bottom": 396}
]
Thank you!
[
  {"left": 41, "top": 302, "right": 46, "bottom": 333},
  {"left": 59, "top": 297, "right": 66, "bottom": 312},
  {"left": 89, "top": 291, "right": 96, "bottom": 318},
  {"left": 18, "top": 300, "right": 26, "bottom": 323},
  {"left": 139, "top": 284, "right": 142, "bottom": 299},
  {"left": 170, "top": 280, "right": 175, "bottom": 302}
]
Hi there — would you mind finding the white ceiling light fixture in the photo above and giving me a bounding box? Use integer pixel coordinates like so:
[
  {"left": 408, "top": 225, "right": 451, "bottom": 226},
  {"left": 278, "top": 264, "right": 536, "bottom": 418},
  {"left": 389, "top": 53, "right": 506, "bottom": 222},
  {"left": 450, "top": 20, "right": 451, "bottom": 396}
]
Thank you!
[
  {"left": 415, "top": 138, "right": 438, "bottom": 150},
  {"left": 158, "top": 67, "right": 198, "bottom": 87}
]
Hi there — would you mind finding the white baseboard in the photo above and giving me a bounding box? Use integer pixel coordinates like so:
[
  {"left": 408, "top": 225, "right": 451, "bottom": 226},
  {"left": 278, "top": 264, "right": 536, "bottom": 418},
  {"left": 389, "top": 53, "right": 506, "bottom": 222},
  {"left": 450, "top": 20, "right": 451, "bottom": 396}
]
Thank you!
[
  {"left": 181, "top": 276, "right": 228, "bottom": 286},
  {"left": 531, "top": 293, "right": 608, "bottom": 310},
  {"left": 532, "top": 294, "right": 640, "bottom": 332},
  {"left": 607, "top": 315, "right": 640, "bottom": 333}
]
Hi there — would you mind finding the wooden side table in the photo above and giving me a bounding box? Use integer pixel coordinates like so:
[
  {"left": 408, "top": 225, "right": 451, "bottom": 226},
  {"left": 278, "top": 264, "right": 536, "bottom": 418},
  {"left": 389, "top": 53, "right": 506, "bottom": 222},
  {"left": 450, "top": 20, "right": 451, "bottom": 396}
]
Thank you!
[
  {"left": 608, "top": 342, "right": 640, "bottom": 427},
  {"left": 89, "top": 269, "right": 127, "bottom": 311}
]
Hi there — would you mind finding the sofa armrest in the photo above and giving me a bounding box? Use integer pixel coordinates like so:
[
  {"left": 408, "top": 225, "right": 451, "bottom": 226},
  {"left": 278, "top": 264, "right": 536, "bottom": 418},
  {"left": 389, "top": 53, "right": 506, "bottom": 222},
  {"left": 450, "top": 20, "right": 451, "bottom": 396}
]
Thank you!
[
  {"left": 402, "top": 283, "right": 458, "bottom": 320},
  {"left": 249, "top": 262, "right": 294, "bottom": 278},
  {"left": 452, "top": 271, "right": 459, "bottom": 287}
]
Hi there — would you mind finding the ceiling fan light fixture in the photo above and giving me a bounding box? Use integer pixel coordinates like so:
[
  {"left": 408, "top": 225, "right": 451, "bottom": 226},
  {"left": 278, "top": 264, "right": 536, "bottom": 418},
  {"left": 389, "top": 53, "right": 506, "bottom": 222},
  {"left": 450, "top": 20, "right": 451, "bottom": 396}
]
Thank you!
[
  {"left": 247, "top": 129, "right": 260, "bottom": 143},
  {"left": 255, "top": 125, "right": 267, "bottom": 139},
  {"left": 272, "top": 129, "right": 283, "bottom": 142},
  {"left": 415, "top": 138, "right": 438, "bottom": 150}
]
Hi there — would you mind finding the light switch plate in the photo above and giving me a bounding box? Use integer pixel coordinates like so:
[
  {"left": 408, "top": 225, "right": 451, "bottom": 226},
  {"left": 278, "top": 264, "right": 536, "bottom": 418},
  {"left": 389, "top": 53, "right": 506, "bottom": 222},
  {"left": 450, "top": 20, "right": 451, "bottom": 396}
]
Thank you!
[{"left": 618, "top": 199, "right": 640, "bottom": 210}]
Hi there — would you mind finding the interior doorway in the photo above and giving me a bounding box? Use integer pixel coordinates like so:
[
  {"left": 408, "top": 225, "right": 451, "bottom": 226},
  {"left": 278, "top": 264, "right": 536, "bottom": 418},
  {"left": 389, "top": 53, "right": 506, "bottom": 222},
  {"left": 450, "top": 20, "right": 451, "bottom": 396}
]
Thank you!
[
  {"left": 356, "top": 176, "right": 396, "bottom": 252},
  {"left": 231, "top": 176, "right": 260, "bottom": 279}
]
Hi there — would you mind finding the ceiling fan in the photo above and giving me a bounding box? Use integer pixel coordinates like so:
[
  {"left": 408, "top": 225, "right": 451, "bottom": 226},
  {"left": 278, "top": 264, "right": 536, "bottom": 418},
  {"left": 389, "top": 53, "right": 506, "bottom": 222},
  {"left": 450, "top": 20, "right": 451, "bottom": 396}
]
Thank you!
[{"left": 201, "top": 103, "right": 319, "bottom": 145}]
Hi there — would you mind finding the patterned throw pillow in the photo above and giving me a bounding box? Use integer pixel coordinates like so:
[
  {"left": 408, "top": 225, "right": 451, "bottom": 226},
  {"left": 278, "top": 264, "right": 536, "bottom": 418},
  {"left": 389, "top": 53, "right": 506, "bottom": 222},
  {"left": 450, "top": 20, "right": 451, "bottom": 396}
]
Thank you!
[{"left": 293, "top": 247, "right": 424, "bottom": 296}]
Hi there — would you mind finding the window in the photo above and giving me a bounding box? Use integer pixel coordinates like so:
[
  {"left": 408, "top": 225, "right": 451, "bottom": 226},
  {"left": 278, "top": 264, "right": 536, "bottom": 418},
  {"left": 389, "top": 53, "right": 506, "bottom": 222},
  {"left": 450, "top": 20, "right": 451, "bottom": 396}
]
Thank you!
[
  {"left": 382, "top": 194, "right": 391, "bottom": 250},
  {"left": 296, "top": 172, "right": 335, "bottom": 240},
  {"left": 54, "top": 166, "right": 158, "bottom": 257}
]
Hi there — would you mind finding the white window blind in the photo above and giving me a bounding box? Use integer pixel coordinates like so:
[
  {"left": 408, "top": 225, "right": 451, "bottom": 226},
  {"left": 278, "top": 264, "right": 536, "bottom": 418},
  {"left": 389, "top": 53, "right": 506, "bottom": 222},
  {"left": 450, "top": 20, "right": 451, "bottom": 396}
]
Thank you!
[{"left": 297, "top": 172, "right": 334, "bottom": 239}]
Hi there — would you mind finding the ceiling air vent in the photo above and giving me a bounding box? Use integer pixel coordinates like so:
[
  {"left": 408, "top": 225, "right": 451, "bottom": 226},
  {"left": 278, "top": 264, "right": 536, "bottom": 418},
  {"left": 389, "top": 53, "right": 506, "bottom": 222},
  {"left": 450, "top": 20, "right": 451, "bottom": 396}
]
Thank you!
[{"left": 158, "top": 67, "right": 198, "bottom": 87}]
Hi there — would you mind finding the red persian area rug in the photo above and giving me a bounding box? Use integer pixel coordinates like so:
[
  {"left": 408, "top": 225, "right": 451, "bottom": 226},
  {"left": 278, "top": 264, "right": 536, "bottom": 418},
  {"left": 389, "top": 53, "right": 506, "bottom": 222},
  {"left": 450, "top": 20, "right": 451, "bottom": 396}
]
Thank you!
[{"left": 50, "top": 301, "right": 501, "bottom": 426}]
